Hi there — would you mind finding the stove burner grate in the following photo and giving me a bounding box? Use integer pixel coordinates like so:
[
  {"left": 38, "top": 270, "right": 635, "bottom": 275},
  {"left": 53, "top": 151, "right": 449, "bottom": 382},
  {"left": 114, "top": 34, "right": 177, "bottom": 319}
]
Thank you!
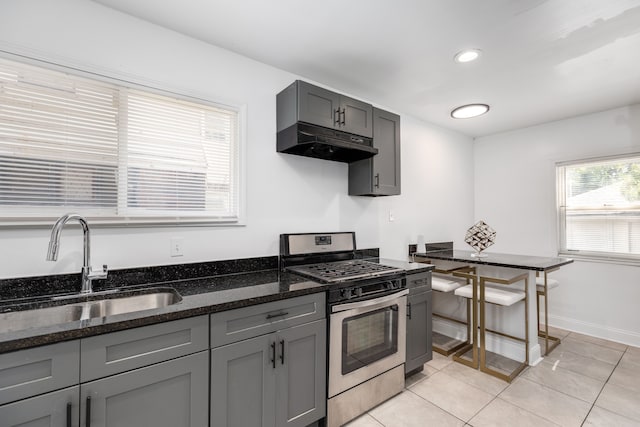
[{"left": 287, "top": 260, "right": 403, "bottom": 283}]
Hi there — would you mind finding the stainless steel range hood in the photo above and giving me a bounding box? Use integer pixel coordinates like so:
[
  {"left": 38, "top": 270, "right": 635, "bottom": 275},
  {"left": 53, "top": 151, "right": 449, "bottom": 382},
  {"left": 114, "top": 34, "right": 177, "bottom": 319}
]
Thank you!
[{"left": 277, "top": 122, "right": 377, "bottom": 163}]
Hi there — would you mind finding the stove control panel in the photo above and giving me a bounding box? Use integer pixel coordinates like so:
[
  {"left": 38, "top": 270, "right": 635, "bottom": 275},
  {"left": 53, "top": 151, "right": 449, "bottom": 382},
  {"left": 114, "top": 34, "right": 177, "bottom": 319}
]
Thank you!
[{"left": 328, "top": 277, "right": 405, "bottom": 303}]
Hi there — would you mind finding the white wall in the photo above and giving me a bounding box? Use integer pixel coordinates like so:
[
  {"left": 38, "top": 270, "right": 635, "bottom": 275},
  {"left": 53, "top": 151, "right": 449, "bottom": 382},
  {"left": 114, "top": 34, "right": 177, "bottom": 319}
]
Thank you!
[
  {"left": 339, "top": 114, "right": 475, "bottom": 259},
  {"left": 0, "top": 0, "right": 474, "bottom": 279},
  {"left": 474, "top": 105, "right": 640, "bottom": 346}
]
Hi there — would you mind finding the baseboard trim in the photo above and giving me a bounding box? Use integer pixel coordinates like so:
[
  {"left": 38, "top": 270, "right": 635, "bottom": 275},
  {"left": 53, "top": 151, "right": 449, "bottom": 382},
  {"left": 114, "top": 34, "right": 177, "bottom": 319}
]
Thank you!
[{"left": 547, "top": 314, "right": 640, "bottom": 348}]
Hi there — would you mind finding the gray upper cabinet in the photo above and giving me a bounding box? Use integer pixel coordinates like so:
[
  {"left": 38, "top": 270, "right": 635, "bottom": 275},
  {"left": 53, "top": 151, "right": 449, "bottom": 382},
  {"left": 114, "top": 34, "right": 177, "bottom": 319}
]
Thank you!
[
  {"left": 349, "top": 107, "right": 401, "bottom": 196},
  {"left": 278, "top": 80, "right": 373, "bottom": 138},
  {"left": 296, "top": 82, "right": 341, "bottom": 131}
]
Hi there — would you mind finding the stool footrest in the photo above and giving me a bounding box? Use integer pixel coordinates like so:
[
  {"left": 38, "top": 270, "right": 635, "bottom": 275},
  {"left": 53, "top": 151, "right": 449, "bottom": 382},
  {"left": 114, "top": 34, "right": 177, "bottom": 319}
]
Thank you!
[
  {"left": 432, "top": 331, "right": 469, "bottom": 356},
  {"left": 480, "top": 349, "right": 527, "bottom": 383},
  {"left": 538, "top": 331, "right": 561, "bottom": 356},
  {"left": 452, "top": 344, "right": 478, "bottom": 369}
]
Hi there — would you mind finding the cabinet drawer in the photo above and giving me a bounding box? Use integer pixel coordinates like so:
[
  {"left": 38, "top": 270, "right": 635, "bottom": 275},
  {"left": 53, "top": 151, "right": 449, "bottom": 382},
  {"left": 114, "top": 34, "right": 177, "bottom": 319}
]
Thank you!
[
  {"left": 407, "top": 272, "right": 431, "bottom": 293},
  {"left": 211, "top": 293, "right": 325, "bottom": 348},
  {"left": 0, "top": 340, "right": 79, "bottom": 405},
  {"left": 81, "top": 315, "right": 208, "bottom": 382}
]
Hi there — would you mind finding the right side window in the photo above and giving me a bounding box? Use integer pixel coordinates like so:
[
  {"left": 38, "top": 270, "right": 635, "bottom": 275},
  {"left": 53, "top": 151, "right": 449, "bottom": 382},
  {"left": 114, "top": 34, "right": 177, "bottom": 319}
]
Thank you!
[{"left": 557, "top": 154, "right": 640, "bottom": 263}]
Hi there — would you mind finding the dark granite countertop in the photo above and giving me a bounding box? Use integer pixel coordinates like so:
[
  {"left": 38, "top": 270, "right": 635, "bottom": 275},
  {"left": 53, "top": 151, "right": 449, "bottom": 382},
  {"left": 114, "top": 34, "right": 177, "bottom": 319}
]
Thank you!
[
  {"left": 378, "top": 258, "right": 434, "bottom": 274},
  {"left": 414, "top": 249, "right": 573, "bottom": 271},
  {"left": 0, "top": 269, "right": 328, "bottom": 354},
  {"left": 0, "top": 254, "right": 429, "bottom": 354}
]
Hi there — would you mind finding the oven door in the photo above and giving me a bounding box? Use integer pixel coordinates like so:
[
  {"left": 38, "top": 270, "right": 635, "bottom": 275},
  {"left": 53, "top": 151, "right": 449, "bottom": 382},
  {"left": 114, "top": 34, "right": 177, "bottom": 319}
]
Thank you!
[{"left": 328, "top": 289, "right": 408, "bottom": 397}]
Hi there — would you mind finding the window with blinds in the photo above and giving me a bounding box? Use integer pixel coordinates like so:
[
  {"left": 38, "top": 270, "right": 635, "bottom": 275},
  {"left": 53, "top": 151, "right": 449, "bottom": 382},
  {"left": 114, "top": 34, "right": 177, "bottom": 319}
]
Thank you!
[
  {"left": 0, "top": 57, "right": 240, "bottom": 225},
  {"left": 557, "top": 154, "right": 640, "bottom": 262}
]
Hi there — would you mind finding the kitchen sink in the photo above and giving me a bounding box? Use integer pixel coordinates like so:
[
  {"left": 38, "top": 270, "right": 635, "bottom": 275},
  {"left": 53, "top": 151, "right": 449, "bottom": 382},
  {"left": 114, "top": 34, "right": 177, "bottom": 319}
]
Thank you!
[
  {"left": 0, "top": 287, "right": 182, "bottom": 334},
  {"left": 85, "top": 291, "right": 181, "bottom": 317}
]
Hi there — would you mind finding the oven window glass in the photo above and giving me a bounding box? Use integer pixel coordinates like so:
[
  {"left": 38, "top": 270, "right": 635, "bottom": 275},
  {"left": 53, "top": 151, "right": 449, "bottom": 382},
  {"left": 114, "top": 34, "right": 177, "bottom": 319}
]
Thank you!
[{"left": 341, "top": 305, "right": 398, "bottom": 375}]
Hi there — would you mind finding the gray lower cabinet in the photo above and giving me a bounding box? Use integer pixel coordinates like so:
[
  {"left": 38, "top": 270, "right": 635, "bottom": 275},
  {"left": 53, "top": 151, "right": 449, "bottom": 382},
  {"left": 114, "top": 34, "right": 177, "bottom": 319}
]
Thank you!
[
  {"left": 0, "top": 340, "right": 80, "bottom": 427},
  {"left": 211, "top": 305, "right": 326, "bottom": 427},
  {"left": 405, "top": 272, "right": 433, "bottom": 375},
  {"left": 0, "top": 386, "right": 79, "bottom": 427},
  {"left": 0, "top": 316, "right": 209, "bottom": 427},
  {"left": 81, "top": 350, "right": 209, "bottom": 427},
  {"left": 211, "top": 319, "right": 326, "bottom": 427},
  {"left": 0, "top": 340, "right": 79, "bottom": 406},
  {"left": 349, "top": 108, "right": 401, "bottom": 196},
  {"left": 79, "top": 315, "right": 209, "bottom": 427},
  {"left": 211, "top": 332, "right": 275, "bottom": 427},
  {"left": 275, "top": 320, "right": 326, "bottom": 427}
]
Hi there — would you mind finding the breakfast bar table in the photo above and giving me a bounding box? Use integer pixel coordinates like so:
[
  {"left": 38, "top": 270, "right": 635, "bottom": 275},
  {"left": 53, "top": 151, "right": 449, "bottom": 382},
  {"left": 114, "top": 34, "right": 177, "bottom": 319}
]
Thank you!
[{"left": 414, "top": 249, "right": 573, "bottom": 366}]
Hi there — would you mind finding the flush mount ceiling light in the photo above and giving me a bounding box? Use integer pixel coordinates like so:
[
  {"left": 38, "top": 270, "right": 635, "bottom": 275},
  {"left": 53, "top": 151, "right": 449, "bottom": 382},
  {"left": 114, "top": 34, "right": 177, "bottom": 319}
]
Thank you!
[
  {"left": 454, "top": 49, "right": 482, "bottom": 63},
  {"left": 451, "top": 104, "right": 490, "bottom": 119}
]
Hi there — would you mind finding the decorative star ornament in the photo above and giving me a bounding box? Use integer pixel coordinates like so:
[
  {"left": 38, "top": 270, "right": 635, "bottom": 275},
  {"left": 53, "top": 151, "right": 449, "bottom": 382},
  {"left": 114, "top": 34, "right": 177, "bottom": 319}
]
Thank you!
[{"left": 464, "top": 220, "right": 496, "bottom": 257}]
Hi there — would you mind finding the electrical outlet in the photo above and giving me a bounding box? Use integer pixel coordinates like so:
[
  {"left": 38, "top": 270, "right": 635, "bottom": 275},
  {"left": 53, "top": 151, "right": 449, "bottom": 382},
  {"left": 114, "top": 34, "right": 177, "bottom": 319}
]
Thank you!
[
  {"left": 170, "top": 238, "right": 184, "bottom": 257},
  {"left": 389, "top": 210, "right": 395, "bottom": 222}
]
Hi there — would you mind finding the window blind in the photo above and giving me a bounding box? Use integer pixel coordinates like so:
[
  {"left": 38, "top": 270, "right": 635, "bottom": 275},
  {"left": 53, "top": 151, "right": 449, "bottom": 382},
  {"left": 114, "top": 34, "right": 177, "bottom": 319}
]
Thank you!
[
  {"left": 557, "top": 154, "right": 640, "bottom": 262},
  {"left": 0, "top": 57, "right": 239, "bottom": 225}
]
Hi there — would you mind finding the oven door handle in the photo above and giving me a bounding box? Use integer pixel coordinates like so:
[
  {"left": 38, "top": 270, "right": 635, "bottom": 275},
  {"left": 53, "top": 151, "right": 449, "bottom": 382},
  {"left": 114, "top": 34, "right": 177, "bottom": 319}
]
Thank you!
[{"left": 331, "top": 289, "right": 409, "bottom": 313}]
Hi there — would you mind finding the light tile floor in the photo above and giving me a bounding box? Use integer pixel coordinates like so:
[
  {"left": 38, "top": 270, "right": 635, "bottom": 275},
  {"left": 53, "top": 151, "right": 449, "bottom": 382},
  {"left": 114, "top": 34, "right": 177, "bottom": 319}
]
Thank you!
[{"left": 345, "top": 327, "right": 640, "bottom": 426}]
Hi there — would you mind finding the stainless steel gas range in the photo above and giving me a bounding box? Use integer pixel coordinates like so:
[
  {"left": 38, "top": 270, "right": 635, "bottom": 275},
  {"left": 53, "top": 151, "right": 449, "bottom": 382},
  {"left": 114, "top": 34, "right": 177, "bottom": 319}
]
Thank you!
[{"left": 280, "top": 232, "right": 408, "bottom": 427}]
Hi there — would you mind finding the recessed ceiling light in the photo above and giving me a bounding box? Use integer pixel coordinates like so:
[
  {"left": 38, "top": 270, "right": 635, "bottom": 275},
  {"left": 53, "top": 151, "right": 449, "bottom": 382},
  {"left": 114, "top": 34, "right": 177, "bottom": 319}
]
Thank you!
[
  {"left": 454, "top": 49, "right": 481, "bottom": 63},
  {"left": 451, "top": 104, "right": 490, "bottom": 119}
]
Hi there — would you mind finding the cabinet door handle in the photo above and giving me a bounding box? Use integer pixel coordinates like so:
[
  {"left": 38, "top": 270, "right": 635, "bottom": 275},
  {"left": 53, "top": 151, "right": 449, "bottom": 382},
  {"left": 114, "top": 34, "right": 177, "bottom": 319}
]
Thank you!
[
  {"left": 270, "top": 342, "right": 276, "bottom": 368},
  {"left": 266, "top": 311, "right": 289, "bottom": 320},
  {"left": 374, "top": 173, "right": 380, "bottom": 188},
  {"left": 280, "top": 339, "right": 285, "bottom": 365},
  {"left": 334, "top": 108, "right": 341, "bottom": 125},
  {"left": 86, "top": 396, "right": 92, "bottom": 427},
  {"left": 407, "top": 302, "right": 412, "bottom": 319},
  {"left": 340, "top": 108, "right": 346, "bottom": 125},
  {"left": 66, "top": 402, "right": 72, "bottom": 427}
]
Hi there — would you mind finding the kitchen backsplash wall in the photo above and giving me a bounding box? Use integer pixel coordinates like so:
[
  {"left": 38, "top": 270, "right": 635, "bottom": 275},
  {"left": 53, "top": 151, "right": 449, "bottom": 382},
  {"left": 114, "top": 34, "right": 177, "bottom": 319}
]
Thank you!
[{"left": 0, "top": 0, "right": 474, "bottom": 279}]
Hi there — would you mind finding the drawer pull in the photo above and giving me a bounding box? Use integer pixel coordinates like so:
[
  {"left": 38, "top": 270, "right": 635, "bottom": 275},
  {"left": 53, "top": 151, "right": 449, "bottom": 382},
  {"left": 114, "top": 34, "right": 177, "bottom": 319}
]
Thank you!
[
  {"left": 407, "top": 302, "right": 412, "bottom": 319},
  {"left": 86, "top": 396, "right": 92, "bottom": 427},
  {"left": 66, "top": 402, "right": 72, "bottom": 427},
  {"left": 266, "top": 311, "right": 289, "bottom": 320},
  {"left": 280, "top": 340, "right": 285, "bottom": 365},
  {"left": 270, "top": 342, "right": 276, "bottom": 368}
]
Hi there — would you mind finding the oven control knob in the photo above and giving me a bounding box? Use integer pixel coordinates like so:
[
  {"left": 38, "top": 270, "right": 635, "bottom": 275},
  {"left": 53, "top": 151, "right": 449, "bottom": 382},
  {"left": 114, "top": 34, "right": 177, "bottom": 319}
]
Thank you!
[
  {"left": 340, "top": 288, "right": 349, "bottom": 299},
  {"left": 351, "top": 288, "right": 362, "bottom": 297}
]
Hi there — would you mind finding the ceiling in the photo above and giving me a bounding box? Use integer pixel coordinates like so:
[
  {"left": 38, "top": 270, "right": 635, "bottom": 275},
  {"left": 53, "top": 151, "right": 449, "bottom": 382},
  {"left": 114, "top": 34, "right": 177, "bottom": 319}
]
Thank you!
[{"left": 93, "top": 0, "right": 640, "bottom": 137}]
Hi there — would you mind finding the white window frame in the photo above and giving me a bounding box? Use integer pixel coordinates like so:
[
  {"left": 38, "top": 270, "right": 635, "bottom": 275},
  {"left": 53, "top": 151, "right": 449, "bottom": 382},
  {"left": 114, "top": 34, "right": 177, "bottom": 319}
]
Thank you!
[
  {"left": 0, "top": 55, "right": 246, "bottom": 227},
  {"left": 556, "top": 153, "right": 640, "bottom": 265}
]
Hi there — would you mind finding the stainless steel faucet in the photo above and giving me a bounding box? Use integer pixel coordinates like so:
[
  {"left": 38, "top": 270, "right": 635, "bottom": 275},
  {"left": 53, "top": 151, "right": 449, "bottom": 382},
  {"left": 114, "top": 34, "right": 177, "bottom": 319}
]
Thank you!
[{"left": 46, "top": 213, "right": 108, "bottom": 294}]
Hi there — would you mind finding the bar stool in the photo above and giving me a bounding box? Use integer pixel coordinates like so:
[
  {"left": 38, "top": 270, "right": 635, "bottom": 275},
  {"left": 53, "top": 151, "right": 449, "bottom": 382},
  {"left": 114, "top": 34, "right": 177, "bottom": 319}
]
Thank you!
[
  {"left": 411, "top": 256, "right": 477, "bottom": 367},
  {"left": 537, "top": 268, "right": 561, "bottom": 355},
  {"left": 431, "top": 272, "right": 470, "bottom": 357},
  {"left": 455, "top": 271, "right": 528, "bottom": 382},
  {"left": 448, "top": 267, "right": 479, "bottom": 370}
]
